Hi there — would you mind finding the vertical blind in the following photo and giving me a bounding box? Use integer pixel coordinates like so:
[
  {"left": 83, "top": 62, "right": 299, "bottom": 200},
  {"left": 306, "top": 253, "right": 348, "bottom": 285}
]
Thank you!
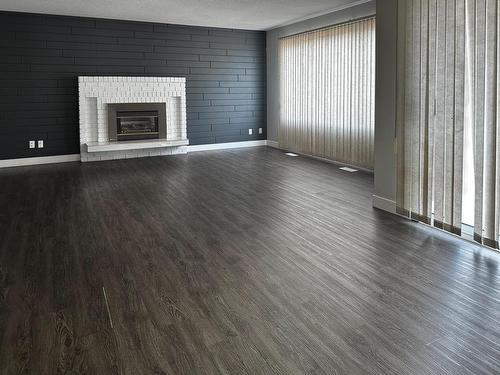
[
  {"left": 278, "top": 17, "right": 376, "bottom": 170},
  {"left": 397, "top": 0, "right": 500, "bottom": 249}
]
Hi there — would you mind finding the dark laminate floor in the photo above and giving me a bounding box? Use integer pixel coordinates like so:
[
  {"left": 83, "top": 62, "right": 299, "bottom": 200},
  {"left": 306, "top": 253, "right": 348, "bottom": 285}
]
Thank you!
[{"left": 1, "top": 147, "right": 500, "bottom": 375}]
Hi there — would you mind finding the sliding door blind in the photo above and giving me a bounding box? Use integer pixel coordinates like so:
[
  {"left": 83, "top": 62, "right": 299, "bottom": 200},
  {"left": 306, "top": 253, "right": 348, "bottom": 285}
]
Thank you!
[
  {"left": 471, "top": 0, "right": 500, "bottom": 248},
  {"left": 278, "top": 17, "right": 376, "bottom": 169},
  {"left": 398, "top": 0, "right": 500, "bottom": 249},
  {"left": 397, "top": 0, "right": 466, "bottom": 233}
]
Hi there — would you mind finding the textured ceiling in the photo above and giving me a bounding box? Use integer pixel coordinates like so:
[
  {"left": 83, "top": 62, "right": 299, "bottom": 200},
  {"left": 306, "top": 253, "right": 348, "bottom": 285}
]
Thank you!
[{"left": 0, "top": 0, "right": 366, "bottom": 30}]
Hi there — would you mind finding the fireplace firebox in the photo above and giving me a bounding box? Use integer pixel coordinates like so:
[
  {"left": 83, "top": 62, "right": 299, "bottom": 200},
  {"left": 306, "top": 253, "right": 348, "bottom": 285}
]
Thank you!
[
  {"left": 108, "top": 103, "right": 167, "bottom": 141},
  {"left": 116, "top": 111, "right": 159, "bottom": 140}
]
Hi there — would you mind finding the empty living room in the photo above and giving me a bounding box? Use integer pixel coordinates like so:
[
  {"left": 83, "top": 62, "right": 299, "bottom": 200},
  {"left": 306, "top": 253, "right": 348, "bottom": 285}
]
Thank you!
[{"left": 1, "top": 0, "right": 500, "bottom": 373}]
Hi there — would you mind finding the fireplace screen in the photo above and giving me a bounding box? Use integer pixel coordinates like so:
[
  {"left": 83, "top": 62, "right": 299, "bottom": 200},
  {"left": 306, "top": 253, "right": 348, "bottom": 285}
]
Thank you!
[
  {"left": 108, "top": 103, "right": 166, "bottom": 142},
  {"left": 116, "top": 111, "right": 159, "bottom": 141}
]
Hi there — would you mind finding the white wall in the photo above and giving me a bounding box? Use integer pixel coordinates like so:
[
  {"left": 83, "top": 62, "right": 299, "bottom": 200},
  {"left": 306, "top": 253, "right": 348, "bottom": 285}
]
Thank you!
[{"left": 266, "top": 1, "right": 376, "bottom": 142}]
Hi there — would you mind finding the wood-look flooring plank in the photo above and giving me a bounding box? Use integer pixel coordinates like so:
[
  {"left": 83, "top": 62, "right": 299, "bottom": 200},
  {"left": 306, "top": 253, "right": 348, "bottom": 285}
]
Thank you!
[{"left": 0, "top": 147, "right": 499, "bottom": 374}]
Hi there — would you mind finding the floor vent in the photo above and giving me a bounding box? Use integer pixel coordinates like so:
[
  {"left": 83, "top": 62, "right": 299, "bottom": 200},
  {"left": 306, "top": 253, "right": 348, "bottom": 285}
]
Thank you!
[{"left": 340, "top": 167, "right": 358, "bottom": 172}]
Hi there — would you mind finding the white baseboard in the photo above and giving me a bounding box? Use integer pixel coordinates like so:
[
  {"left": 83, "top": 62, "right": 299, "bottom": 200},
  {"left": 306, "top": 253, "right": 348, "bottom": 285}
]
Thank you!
[
  {"left": 0, "top": 154, "right": 81, "bottom": 169},
  {"left": 188, "top": 140, "right": 267, "bottom": 152},
  {"left": 267, "top": 142, "right": 374, "bottom": 173},
  {"left": 372, "top": 195, "right": 397, "bottom": 213},
  {"left": 266, "top": 140, "right": 280, "bottom": 148},
  {"left": 0, "top": 139, "right": 281, "bottom": 168}
]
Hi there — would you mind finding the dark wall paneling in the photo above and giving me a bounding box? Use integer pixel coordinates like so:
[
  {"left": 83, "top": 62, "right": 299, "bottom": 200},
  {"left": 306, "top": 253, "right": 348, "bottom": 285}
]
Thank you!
[{"left": 0, "top": 11, "right": 266, "bottom": 160}]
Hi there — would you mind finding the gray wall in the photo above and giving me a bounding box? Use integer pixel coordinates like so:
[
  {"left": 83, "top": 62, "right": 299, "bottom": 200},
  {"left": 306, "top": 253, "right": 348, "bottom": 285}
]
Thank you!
[
  {"left": 0, "top": 11, "right": 266, "bottom": 160},
  {"left": 373, "top": 0, "right": 400, "bottom": 212},
  {"left": 266, "top": 1, "right": 376, "bottom": 142},
  {"left": 266, "top": 0, "right": 401, "bottom": 214}
]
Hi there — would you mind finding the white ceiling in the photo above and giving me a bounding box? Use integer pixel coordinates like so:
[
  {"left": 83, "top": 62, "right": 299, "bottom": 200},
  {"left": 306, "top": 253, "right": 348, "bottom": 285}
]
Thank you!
[{"left": 0, "top": 0, "right": 365, "bottom": 31}]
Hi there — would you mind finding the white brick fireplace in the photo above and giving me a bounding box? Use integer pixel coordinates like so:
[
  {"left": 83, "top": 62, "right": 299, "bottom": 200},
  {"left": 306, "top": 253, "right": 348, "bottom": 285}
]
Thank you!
[{"left": 78, "top": 76, "right": 188, "bottom": 162}]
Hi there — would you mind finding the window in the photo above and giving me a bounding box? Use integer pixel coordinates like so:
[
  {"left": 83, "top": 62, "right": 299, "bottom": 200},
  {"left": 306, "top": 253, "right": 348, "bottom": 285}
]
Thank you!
[{"left": 278, "top": 17, "right": 376, "bottom": 169}]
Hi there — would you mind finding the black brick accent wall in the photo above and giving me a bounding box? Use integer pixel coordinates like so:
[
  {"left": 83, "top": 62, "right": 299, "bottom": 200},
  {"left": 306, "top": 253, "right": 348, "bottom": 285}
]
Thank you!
[{"left": 0, "top": 11, "right": 266, "bottom": 160}]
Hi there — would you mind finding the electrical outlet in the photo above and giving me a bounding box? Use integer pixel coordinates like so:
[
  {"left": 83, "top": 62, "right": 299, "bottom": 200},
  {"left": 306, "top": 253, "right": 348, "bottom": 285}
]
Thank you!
[
  {"left": 37, "top": 140, "right": 44, "bottom": 148},
  {"left": 29, "top": 140, "right": 35, "bottom": 149},
  {"left": 258, "top": 127, "right": 263, "bottom": 134},
  {"left": 248, "top": 129, "right": 253, "bottom": 135}
]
